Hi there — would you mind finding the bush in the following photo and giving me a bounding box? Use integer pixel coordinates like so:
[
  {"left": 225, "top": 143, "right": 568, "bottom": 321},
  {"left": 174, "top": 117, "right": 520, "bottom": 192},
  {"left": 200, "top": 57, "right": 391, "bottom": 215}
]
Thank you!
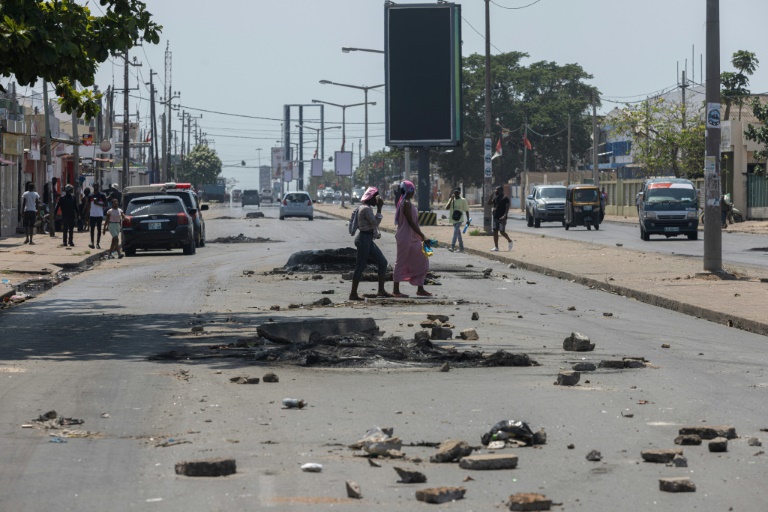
[{"left": 468, "top": 228, "right": 480, "bottom": 236}]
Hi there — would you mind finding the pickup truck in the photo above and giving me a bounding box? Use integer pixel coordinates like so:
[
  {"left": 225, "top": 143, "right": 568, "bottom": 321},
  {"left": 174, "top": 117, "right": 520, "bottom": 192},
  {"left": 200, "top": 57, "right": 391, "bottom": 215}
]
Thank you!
[{"left": 526, "top": 185, "right": 567, "bottom": 227}]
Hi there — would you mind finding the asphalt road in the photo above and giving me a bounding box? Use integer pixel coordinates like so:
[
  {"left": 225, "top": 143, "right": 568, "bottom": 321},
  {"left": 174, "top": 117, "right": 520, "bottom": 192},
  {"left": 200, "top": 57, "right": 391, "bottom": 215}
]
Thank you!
[{"left": 0, "top": 203, "right": 766, "bottom": 511}]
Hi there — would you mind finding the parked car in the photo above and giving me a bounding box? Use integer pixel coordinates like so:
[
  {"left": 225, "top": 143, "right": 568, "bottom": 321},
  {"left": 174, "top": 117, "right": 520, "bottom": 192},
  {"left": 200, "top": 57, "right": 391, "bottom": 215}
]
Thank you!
[
  {"left": 279, "top": 191, "right": 313, "bottom": 220},
  {"left": 351, "top": 187, "right": 366, "bottom": 204},
  {"left": 526, "top": 185, "right": 567, "bottom": 227},
  {"left": 242, "top": 189, "right": 261, "bottom": 208},
  {"left": 122, "top": 195, "right": 196, "bottom": 256},
  {"left": 260, "top": 189, "right": 273, "bottom": 203},
  {"left": 638, "top": 178, "right": 699, "bottom": 241},
  {"left": 122, "top": 182, "right": 207, "bottom": 247}
]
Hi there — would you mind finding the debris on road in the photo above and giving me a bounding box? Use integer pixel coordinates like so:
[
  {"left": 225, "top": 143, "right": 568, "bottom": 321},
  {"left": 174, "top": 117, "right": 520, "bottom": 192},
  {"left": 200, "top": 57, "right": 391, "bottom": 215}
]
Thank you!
[
  {"left": 257, "top": 317, "right": 378, "bottom": 344},
  {"left": 439, "top": 362, "right": 450, "bottom": 372},
  {"left": 586, "top": 450, "right": 602, "bottom": 461},
  {"left": 155, "top": 438, "right": 192, "bottom": 448},
  {"left": 431, "top": 326, "right": 453, "bottom": 340},
  {"left": 282, "top": 398, "right": 306, "bottom": 409},
  {"left": 533, "top": 429, "right": 547, "bottom": 445},
  {"left": 748, "top": 437, "right": 762, "bottom": 447},
  {"left": 709, "top": 437, "right": 728, "bottom": 452},
  {"left": 661, "top": 343, "right": 671, "bottom": 348},
  {"left": 563, "top": 332, "right": 594, "bottom": 352},
  {"left": 230, "top": 376, "right": 259, "bottom": 384},
  {"left": 670, "top": 454, "right": 688, "bottom": 467},
  {"left": 395, "top": 467, "right": 427, "bottom": 483},
  {"left": 345, "top": 480, "right": 363, "bottom": 499},
  {"left": 245, "top": 212, "right": 265, "bottom": 218},
  {"left": 481, "top": 420, "right": 535, "bottom": 447},
  {"left": 572, "top": 362, "right": 596, "bottom": 372},
  {"left": 659, "top": 477, "right": 696, "bottom": 493},
  {"left": 190, "top": 325, "right": 205, "bottom": 333},
  {"left": 556, "top": 371, "right": 580, "bottom": 386},
  {"left": 641, "top": 449, "right": 683, "bottom": 463},
  {"left": 32, "top": 411, "right": 84, "bottom": 429},
  {"left": 243, "top": 270, "right": 255, "bottom": 276},
  {"left": 471, "top": 312, "right": 480, "bottom": 320},
  {"left": 175, "top": 458, "right": 237, "bottom": 477},
  {"left": 459, "top": 454, "right": 518, "bottom": 470},
  {"left": 262, "top": 372, "right": 279, "bottom": 383},
  {"left": 459, "top": 329, "right": 479, "bottom": 340},
  {"left": 679, "top": 425, "right": 737, "bottom": 440},
  {"left": 598, "top": 360, "right": 625, "bottom": 369},
  {"left": 415, "top": 487, "right": 466, "bottom": 504},
  {"left": 300, "top": 463, "right": 323, "bottom": 473},
  {"left": 430, "top": 440, "right": 473, "bottom": 463},
  {"left": 508, "top": 492, "right": 552, "bottom": 511},
  {"left": 368, "top": 459, "right": 381, "bottom": 468},
  {"left": 675, "top": 435, "right": 702, "bottom": 446},
  {"left": 208, "top": 233, "right": 271, "bottom": 243}
]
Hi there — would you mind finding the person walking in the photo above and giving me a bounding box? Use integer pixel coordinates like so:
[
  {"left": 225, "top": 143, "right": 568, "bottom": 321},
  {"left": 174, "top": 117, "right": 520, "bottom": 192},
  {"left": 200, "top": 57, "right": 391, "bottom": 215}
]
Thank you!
[
  {"left": 349, "top": 187, "right": 391, "bottom": 301},
  {"left": 107, "top": 183, "right": 123, "bottom": 207},
  {"left": 21, "top": 183, "right": 40, "bottom": 245},
  {"left": 488, "top": 186, "right": 513, "bottom": 251},
  {"left": 80, "top": 187, "right": 91, "bottom": 232},
  {"left": 392, "top": 180, "right": 431, "bottom": 298},
  {"left": 88, "top": 183, "right": 107, "bottom": 249},
  {"left": 102, "top": 198, "right": 125, "bottom": 259},
  {"left": 446, "top": 188, "right": 468, "bottom": 252},
  {"left": 56, "top": 184, "right": 79, "bottom": 247}
]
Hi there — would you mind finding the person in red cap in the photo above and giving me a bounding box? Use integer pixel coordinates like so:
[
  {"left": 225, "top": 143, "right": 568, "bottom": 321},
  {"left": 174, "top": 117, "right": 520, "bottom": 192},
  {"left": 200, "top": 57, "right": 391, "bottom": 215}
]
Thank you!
[{"left": 349, "top": 187, "right": 391, "bottom": 301}]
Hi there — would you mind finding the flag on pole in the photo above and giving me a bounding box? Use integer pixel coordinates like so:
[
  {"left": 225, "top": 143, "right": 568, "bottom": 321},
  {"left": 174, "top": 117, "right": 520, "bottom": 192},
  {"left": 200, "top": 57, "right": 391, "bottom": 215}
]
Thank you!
[
  {"left": 491, "top": 136, "right": 502, "bottom": 160},
  {"left": 313, "top": 148, "right": 318, "bottom": 159},
  {"left": 523, "top": 135, "right": 532, "bottom": 150}
]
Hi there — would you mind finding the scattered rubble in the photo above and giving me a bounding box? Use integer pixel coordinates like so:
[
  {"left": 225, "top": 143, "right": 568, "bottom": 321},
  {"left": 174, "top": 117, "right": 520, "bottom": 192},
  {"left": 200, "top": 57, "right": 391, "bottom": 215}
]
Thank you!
[
  {"left": 659, "top": 477, "right": 696, "bottom": 493},
  {"left": 245, "top": 211, "right": 265, "bottom": 218},
  {"left": 282, "top": 398, "right": 306, "bottom": 409},
  {"left": 32, "top": 411, "right": 84, "bottom": 429},
  {"left": 670, "top": 454, "right": 688, "bottom": 467},
  {"left": 301, "top": 463, "right": 323, "bottom": 472},
  {"left": 572, "top": 362, "right": 596, "bottom": 372},
  {"left": 679, "top": 425, "right": 736, "bottom": 440},
  {"left": 208, "top": 233, "right": 271, "bottom": 243},
  {"left": 230, "top": 376, "right": 259, "bottom": 384},
  {"left": 257, "top": 317, "right": 378, "bottom": 344},
  {"left": 262, "top": 372, "right": 279, "bottom": 383},
  {"left": 748, "top": 437, "right": 762, "bottom": 447},
  {"left": 481, "top": 420, "right": 535, "bottom": 446},
  {"left": 345, "top": 481, "right": 363, "bottom": 499},
  {"left": 563, "top": 332, "right": 594, "bottom": 352},
  {"left": 439, "top": 363, "right": 450, "bottom": 372},
  {"left": 675, "top": 435, "right": 702, "bottom": 446},
  {"left": 471, "top": 312, "right": 480, "bottom": 320},
  {"left": 415, "top": 487, "right": 465, "bottom": 504},
  {"left": 508, "top": 493, "right": 552, "bottom": 511},
  {"left": 430, "top": 439, "right": 473, "bottom": 463},
  {"left": 709, "top": 437, "right": 728, "bottom": 452},
  {"left": 394, "top": 467, "right": 427, "bottom": 483},
  {"left": 283, "top": 248, "right": 379, "bottom": 273},
  {"left": 641, "top": 449, "right": 683, "bottom": 463},
  {"left": 459, "top": 454, "right": 518, "bottom": 470},
  {"left": 585, "top": 450, "right": 602, "bottom": 461},
  {"left": 459, "top": 329, "right": 479, "bottom": 340},
  {"left": 556, "top": 370, "right": 580, "bottom": 386},
  {"left": 175, "top": 458, "right": 236, "bottom": 477},
  {"left": 431, "top": 326, "right": 453, "bottom": 340}
]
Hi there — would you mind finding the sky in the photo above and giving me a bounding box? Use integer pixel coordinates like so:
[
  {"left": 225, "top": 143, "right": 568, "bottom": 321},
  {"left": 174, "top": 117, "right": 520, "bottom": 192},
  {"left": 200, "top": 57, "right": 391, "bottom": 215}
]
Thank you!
[{"left": 84, "top": 0, "right": 768, "bottom": 190}]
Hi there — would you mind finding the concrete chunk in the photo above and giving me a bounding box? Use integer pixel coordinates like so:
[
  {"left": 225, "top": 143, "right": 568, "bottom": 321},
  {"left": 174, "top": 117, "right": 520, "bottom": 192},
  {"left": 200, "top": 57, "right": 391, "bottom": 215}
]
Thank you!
[
  {"left": 427, "top": 314, "right": 450, "bottom": 323},
  {"left": 175, "top": 458, "right": 236, "bottom": 477},
  {"left": 674, "top": 434, "right": 702, "bottom": 445},
  {"left": 430, "top": 326, "right": 453, "bottom": 340},
  {"left": 394, "top": 467, "right": 427, "bottom": 483},
  {"left": 459, "top": 453, "right": 519, "bottom": 470},
  {"left": 642, "top": 449, "right": 683, "bottom": 463},
  {"left": 659, "top": 477, "right": 696, "bottom": 492},
  {"left": 345, "top": 480, "right": 362, "bottom": 499},
  {"left": 708, "top": 437, "right": 728, "bottom": 452},
  {"left": 508, "top": 493, "right": 552, "bottom": 511},
  {"left": 599, "top": 360, "right": 625, "bottom": 369},
  {"left": 563, "top": 332, "right": 594, "bottom": 351},
  {"left": 257, "top": 317, "right": 378, "bottom": 344},
  {"left": 415, "top": 487, "right": 466, "bottom": 504},
  {"left": 572, "top": 362, "right": 596, "bottom": 372},
  {"left": 430, "top": 439, "right": 473, "bottom": 463},
  {"left": 460, "top": 328, "right": 479, "bottom": 340},
  {"left": 556, "top": 371, "right": 580, "bottom": 386},
  {"left": 679, "top": 425, "right": 736, "bottom": 440}
]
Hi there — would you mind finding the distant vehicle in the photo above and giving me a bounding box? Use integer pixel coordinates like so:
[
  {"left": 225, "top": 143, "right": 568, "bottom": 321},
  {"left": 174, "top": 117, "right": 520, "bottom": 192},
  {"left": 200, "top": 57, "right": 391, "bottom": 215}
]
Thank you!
[
  {"left": 564, "top": 184, "right": 601, "bottom": 231},
  {"left": 260, "top": 189, "right": 274, "bottom": 203},
  {"left": 323, "top": 189, "right": 335, "bottom": 202},
  {"left": 242, "top": 189, "right": 261, "bottom": 208},
  {"left": 122, "top": 195, "right": 196, "bottom": 256},
  {"left": 334, "top": 190, "right": 341, "bottom": 201},
  {"left": 526, "top": 185, "right": 567, "bottom": 227},
  {"left": 279, "top": 191, "right": 313, "bottom": 221},
  {"left": 202, "top": 180, "right": 226, "bottom": 202},
  {"left": 351, "top": 187, "right": 366, "bottom": 204},
  {"left": 638, "top": 178, "right": 699, "bottom": 241}
]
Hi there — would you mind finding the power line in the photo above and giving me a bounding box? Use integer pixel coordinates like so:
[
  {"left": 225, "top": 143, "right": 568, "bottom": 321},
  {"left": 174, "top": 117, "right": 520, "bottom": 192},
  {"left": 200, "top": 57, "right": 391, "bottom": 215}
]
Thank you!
[{"left": 490, "top": 0, "right": 544, "bottom": 10}]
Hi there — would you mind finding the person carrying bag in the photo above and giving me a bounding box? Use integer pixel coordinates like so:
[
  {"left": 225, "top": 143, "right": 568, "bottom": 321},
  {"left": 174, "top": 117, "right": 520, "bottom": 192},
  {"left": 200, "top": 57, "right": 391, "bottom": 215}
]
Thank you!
[{"left": 445, "top": 189, "right": 468, "bottom": 253}]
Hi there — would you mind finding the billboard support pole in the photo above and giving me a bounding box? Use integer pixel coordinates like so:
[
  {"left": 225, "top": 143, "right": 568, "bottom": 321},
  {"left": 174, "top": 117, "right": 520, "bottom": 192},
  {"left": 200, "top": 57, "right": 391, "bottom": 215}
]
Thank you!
[
  {"left": 483, "top": 0, "right": 492, "bottom": 233},
  {"left": 418, "top": 147, "right": 430, "bottom": 212}
]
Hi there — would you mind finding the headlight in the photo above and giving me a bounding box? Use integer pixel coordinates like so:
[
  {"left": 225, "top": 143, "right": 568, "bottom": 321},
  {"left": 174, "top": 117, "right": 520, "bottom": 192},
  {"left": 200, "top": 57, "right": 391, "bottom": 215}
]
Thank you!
[
  {"left": 644, "top": 211, "right": 657, "bottom": 219},
  {"left": 687, "top": 211, "right": 698, "bottom": 219}
]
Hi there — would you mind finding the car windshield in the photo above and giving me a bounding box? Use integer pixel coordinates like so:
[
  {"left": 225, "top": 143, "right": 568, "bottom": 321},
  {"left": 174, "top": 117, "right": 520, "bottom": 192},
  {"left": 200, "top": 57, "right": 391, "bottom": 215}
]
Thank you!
[
  {"left": 645, "top": 186, "right": 697, "bottom": 203},
  {"left": 168, "top": 191, "right": 196, "bottom": 209},
  {"left": 538, "top": 188, "right": 566, "bottom": 199},
  {"left": 285, "top": 194, "right": 309, "bottom": 202},
  {"left": 244, "top": 191, "right": 259, "bottom": 196},
  {"left": 127, "top": 198, "right": 184, "bottom": 215},
  {"left": 573, "top": 189, "right": 598, "bottom": 202}
]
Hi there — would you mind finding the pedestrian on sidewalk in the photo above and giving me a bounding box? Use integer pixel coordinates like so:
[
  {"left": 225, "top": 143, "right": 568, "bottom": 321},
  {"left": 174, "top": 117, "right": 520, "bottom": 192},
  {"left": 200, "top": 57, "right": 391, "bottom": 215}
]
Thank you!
[
  {"left": 21, "top": 183, "right": 40, "bottom": 245},
  {"left": 446, "top": 188, "right": 468, "bottom": 252},
  {"left": 88, "top": 183, "right": 107, "bottom": 249},
  {"left": 349, "top": 187, "right": 391, "bottom": 301},
  {"left": 488, "top": 186, "right": 513, "bottom": 251},
  {"left": 102, "top": 198, "right": 125, "bottom": 259},
  {"left": 392, "top": 180, "right": 431, "bottom": 298},
  {"left": 57, "top": 185, "right": 78, "bottom": 247},
  {"left": 107, "top": 183, "right": 122, "bottom": 207},
  {"left": 79, "top": 187, "right": 91, "bottom": 232}
]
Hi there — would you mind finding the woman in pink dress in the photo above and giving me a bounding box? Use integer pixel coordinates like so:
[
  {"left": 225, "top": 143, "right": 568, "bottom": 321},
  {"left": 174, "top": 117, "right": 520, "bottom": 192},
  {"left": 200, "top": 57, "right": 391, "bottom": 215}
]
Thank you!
[{"left": 392, "top": 180, "right": 431, "bottom": 297}]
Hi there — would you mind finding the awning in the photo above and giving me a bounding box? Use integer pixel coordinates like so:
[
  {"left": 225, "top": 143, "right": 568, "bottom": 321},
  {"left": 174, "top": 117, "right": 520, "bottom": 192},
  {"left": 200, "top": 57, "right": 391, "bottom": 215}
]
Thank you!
[{"left": 0, "top": 158, "right": 15, "bottom": 166}]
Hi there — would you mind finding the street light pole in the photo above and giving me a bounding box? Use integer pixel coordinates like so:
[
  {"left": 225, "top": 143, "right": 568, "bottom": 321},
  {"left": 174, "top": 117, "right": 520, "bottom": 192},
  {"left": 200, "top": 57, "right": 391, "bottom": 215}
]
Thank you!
[
  {"left": 319, "top": 80, "right": 384, "bottom": 188},
  {"left": 483, "top": 0, "right": 493, "bottom": 233},
  {"left": 312, "top": 99, "right": 371, "bottom": 207},
  {"left": 704, "top": 0, "right": 722, "bottom": 272}
]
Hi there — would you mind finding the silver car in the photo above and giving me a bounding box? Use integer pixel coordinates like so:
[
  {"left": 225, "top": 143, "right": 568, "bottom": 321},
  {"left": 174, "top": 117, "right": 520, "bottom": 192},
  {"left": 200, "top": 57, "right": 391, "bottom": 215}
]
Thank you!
[{"left": 279, "top": 191, "right": 314, "bottom": 221}]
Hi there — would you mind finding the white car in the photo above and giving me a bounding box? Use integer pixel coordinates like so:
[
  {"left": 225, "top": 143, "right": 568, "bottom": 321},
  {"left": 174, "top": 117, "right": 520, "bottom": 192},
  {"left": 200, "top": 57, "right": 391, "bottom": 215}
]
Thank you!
[{"left": 279, "top": 191, "right": 313, "bottom": 221}]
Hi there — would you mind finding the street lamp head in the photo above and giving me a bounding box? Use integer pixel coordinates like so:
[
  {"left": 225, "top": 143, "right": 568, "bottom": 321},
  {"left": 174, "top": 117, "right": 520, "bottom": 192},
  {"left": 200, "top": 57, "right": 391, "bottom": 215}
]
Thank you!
[
  {"left": 341, "top": 47, "right": 351, "bottom": 53},
  {"left": 319, "top": 80, "right": 332, "bottom": 85}
]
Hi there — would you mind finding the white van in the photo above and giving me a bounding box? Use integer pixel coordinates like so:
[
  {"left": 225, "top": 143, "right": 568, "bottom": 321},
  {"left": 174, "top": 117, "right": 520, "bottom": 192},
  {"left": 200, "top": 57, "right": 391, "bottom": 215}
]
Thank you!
[{"left": 638, "top": 178, "right": 699, "bottom": 241}]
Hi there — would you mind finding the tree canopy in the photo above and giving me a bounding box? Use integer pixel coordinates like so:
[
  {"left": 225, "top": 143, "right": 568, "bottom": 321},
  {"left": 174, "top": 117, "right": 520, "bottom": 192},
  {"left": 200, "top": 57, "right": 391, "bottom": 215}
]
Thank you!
[
  {"left": 180, "top": 145, "right": 223, "bottom": 188},
  {"left": 435, "top": 52, "right": 598, "bottom": 188},
  {"left": 721, "top": 50, "right": 759, "bottom": 121},
  {"left": 608, "top": 97, "right": 705, "bottom": 179},
  {"left": 0, "top": 0, "right": 162, "bottom": 119},
  {"left": 745, "top": 98, "right": 768, "bottom": 175}
]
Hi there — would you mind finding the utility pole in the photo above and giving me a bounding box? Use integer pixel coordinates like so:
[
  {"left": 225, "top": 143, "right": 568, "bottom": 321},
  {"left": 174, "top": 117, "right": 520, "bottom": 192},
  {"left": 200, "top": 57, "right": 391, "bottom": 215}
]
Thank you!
[
  {"left": 164, "top": 41, "right": 173, "bottom": 180},
  {"left": 483, "top": 0, "right": 493, "bottom": 233},
  {"left": 42, "top": 80, "right": 55, "bottom": 236},
  {"left": 592, "top": 92, "right": 599, "bottom": 186},
  {"left": 148, "top": 71, "right": 159, "bottom": 183},
  {"left": 160, "top": 112, "right": 166, "bottom": 182},
  {"left": 180, "top": 110, "right": 186, "bottom": 169},
  {"left": 123, "top": 51, "right": 141, "bottom": 190},
  {"left": 523, "top": 119, "right": 528, "bottom": 210},
  {"left": 703, "top": 0, "right": 722, "bottom": 271},
  {"left": 567, "top": 113, "right": 572, "bottom": 185}
]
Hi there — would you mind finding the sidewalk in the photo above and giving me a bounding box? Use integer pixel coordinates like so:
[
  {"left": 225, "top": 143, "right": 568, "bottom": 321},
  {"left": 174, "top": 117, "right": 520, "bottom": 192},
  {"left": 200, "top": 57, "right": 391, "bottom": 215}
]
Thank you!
[
  {"left": 0, "top": 227, "right": 108, "bottom": 301},
  {"left": 316, "top": 203, "right": 768, "bottom": 337}
]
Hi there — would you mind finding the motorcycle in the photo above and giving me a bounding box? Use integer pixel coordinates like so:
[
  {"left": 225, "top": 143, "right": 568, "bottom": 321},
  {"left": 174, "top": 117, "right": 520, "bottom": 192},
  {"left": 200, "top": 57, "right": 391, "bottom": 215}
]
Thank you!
[{"left": 698, "top": 194, "right": 744, "bottom": 227}]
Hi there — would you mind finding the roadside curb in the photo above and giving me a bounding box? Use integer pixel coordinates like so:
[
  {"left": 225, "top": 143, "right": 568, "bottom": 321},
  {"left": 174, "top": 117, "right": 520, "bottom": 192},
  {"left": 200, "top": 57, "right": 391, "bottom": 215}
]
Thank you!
[{"left": 316, "top": 206, "right": 768, "bottom": 337}]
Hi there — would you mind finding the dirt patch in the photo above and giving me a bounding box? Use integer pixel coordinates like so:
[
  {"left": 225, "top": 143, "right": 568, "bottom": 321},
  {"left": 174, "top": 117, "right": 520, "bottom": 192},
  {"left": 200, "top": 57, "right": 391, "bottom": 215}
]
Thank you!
[{"left": 208, "top": 233, "right": 274, "bottom": 244}]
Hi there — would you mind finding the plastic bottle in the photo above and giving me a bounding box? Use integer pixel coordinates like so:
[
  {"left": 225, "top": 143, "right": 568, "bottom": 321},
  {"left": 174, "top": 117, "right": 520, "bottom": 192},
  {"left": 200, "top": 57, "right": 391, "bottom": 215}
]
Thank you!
[{"left": 282, "top": 398, "right": 307, "bottom": 409}]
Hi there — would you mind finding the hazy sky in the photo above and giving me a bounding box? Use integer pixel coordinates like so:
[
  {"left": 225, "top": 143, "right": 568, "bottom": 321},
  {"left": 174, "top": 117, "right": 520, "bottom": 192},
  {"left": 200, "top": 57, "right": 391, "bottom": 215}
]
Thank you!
[{"left": 88, "top": 0, "right": 768, "bottom": 189}]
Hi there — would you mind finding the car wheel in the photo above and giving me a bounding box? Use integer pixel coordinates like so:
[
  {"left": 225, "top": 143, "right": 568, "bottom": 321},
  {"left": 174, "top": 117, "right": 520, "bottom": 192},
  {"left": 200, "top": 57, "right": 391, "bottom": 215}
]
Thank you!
[
  {"left": 688, "top": 231, "right": 698, "bottom": 240},
  {"left": 183, "top": 239, "right": 196, "bottom": 255},
  {"left": 641, "top": 226, "right": 650, "bottom": 241},
  {"left": 586, "top": 224, "right": 592, "bottom": 231},
  {"left": 533, "top": 217, "right": 541, "bottom": 228},
  {"left": 526, "top": 212, "right": 533, "bottom": 227},
  {"left": 199, "top": 234, "right": 206, "bottom": 247},
  {"left": 564, "top": 223, "right": 569, "bottom": 230},
  {"left": 279, "top": 215, "right": 285, "bottom": 220},
  {"left": 595, "top": 223, "right": 600, "bottom": 230},
  {"left": 308, "top": 216, "right": 313, "bottom": 221},
  {"left": 125, "top": 246, "right": 136, "bottom": 257}
]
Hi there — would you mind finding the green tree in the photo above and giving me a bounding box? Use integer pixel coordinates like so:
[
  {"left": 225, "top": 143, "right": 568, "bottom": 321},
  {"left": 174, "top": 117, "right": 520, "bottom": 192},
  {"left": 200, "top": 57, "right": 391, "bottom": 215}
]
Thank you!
[
  {"left": 436, "top": 52, "right": 597, "bottom": 187},
  {"left": 745, "top": 98, "right": 768, "bottom": 175},
  {"left": 0, "top": 0, "right": 162, "bottom": 119},
  {"left": 180, "top": 145, "right": 222, "bottom": 188},
  {"left": 609, "top": 97, "right": 705, "bottom": 178},
  {"left": 721, "top": 50, "right": 759, "bottom": 121}
]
